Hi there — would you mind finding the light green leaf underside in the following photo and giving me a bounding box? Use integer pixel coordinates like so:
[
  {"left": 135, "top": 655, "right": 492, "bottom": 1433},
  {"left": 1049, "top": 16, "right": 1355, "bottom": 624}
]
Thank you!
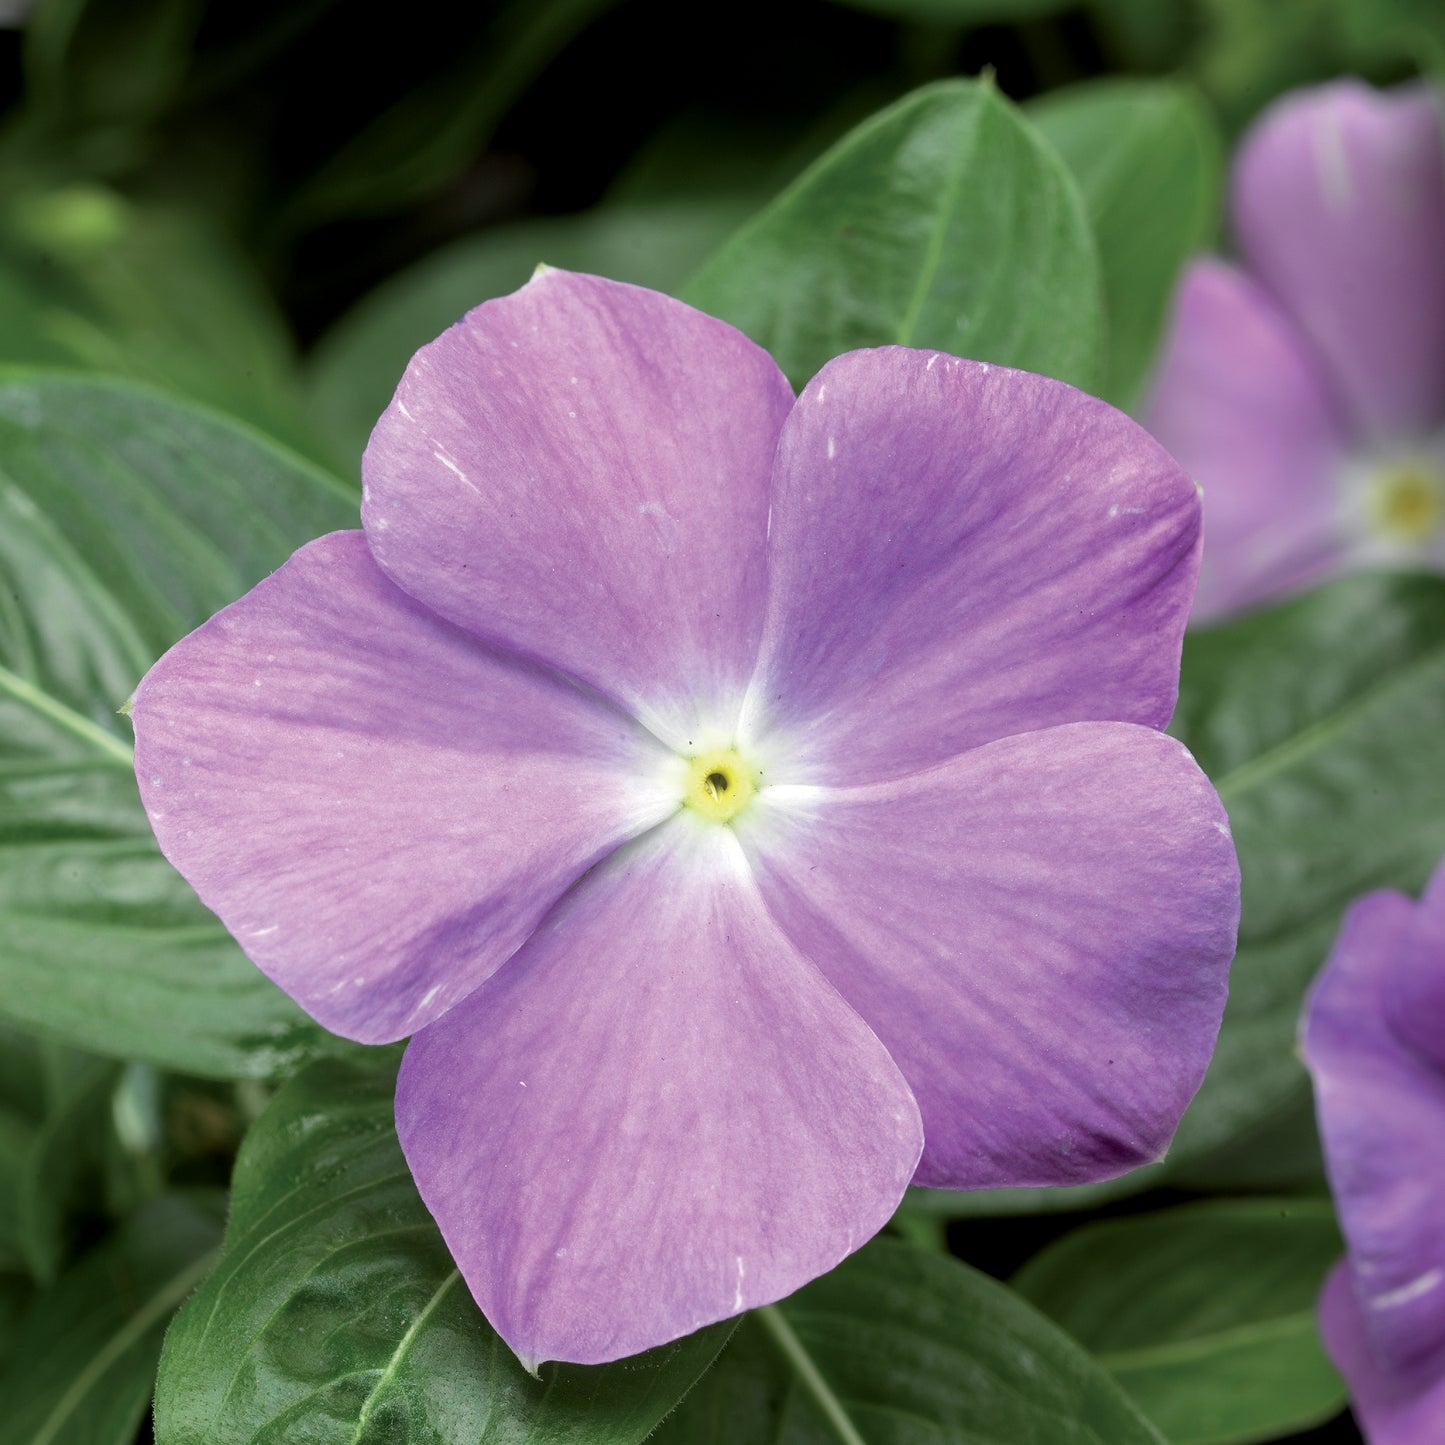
[{"left": 0, "top": 372, "right": 366, "bottom": 1079}]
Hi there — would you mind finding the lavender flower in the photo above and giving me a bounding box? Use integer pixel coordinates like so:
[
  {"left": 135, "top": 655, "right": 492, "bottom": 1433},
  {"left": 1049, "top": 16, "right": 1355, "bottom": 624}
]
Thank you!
[
  {"left": 1145, "top": 79, "right": 1445, "bottom": 622},
  {"left": 1303, "top": 860, "right": 1445, "bottom": 1444},
  {"left": 130, "top": 270, "right": 1240, "bottom": 1369}
]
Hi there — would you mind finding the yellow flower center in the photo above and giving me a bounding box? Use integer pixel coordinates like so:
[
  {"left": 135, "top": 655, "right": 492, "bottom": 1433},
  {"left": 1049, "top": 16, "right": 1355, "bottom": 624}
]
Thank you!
[
  {"left": 1367, "top": 459, "right": 1443, "bottom": 543},
  {"left": 681, "top": 747, "right": 758, "bottom": 824}
]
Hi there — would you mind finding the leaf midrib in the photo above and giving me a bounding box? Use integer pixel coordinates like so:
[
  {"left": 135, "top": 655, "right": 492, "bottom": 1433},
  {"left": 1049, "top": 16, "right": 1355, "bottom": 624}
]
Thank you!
[
  {"left": 27, "top": 1245, "right": 219, "bottom": 1445},
  {"left": 0, "top": 663, "right": 133, "bottom": 768},
  {"left": 756, "top": 1304, "right": 867, "bottom": 1445},
  {"left": 1210, "top": 636, "right": 1445, "bottom": 802}
]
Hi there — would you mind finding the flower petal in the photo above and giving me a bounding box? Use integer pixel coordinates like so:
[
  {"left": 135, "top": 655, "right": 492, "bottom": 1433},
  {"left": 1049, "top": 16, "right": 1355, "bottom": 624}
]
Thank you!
[
  {"left": 1319, "top": 1262, "right": 1445, "bottom": 1445},
  {"left": 1142, "top": 258, "right": 1351, "bottom": 622},
  {"left": 395, "top": 818, "right": 923, "bottom": 1368},
  {"left": 1233, "top": 80, "right": 1445, "bottom": 441},
  {"left": 1303, "top": 887, "right": 1445, "bottom": 1387},
  {"left": 739, "top": 722, "right": 1238, "bottom": 1189},
  {"left": 131, "top": 532, "right": 675, "bottom": 1044},
  {"left": 1385, "top": 858, "right": 1445, "bottom": 1074},
  {"left": 361, "top": 269, "right": 795, "bottom": 745},
  {"left": 745, "top": 348, "right": 1201, "bottom": 785}
]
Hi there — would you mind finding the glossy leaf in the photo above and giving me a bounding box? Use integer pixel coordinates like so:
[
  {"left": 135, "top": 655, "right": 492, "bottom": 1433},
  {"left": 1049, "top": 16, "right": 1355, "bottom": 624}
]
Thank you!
[
  {"left": 155, "top": 1059, "right": 734, "bottom": 1444},
  {"left": 305, "top": 197, "right": 751, "bottom": 470},
  {"left": 1014, "top": 1199, "right": 1346, "bottom": 1444},
  {"left": 653, "top": 1237, "right": 1167, "bottom": 1444},
  {"left": 1169, "top": 574, "right": 1445, "bottom": 1166},
  {"left": 684, "top": 78, "right": 1104, "bottom": 393},
  {"left": 0, "top": 1192, "right": 222, "bottom": 1445},
  {"left": 0, "top": 373, "right": 366, "bottom": 1078},
  {"left": 1030, "top": 77, "right": 1222, "bottom": 407}
]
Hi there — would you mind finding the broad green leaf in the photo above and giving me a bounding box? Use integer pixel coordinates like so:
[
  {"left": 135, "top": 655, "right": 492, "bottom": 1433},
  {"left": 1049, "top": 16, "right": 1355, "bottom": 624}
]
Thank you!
[
  {"left": 0, "top": 1191, "right": 222, "bottom": 1445},
  {"left": 0, "top": 372, "right": 368, "bottom": 1078},
  {"left": 155, "top": 1059, "right": 733, "bottom": 1444},
  {"left": 684, "top": 79, "right": 1104, "bottom": 393},
  {"left": 1169, "top": 574, "right": 1445, "bottom": 1166},
  {"left": 1029, "top": 78, "right": 1222, "bottom": 407},
  {"left": 1014, "top": 1199, "right": 1346, "bottom": 1444},
  {"left": 654, "top": 1237, "right": 1166, "bottom": 1444},
  {"left": 305, "top": 197, "right": 751, "bottom": 470}
]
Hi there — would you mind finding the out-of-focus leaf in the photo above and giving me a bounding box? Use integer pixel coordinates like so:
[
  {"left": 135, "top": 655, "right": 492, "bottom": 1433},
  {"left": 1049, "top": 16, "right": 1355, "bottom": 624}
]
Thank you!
[
  {"left": 16, "top": 1052, "right": 119, "bottom": 1283},
  {"left": 18, "top": 0, "right": 203, "bottom": 173},
  {"left": 0, "top": 1110, "right": 36, "bottom": 1273},
  {"left": 0, "top": 1192, "right": 222, "bottom": 1445},
  {"left": 827, "top": 0, "right": 1069, "bottom": 21},
  {"left": 1169, "top": 574, "right": 1445, "bottom": 1164},
  {"left": 0, "top": 1273, "right": 34, "bottom": 1368},
  {"left": 1030, "top": 77, "right": 1222, "bottom": 407},
  {"left": 154, "top": 1059, "right": 733, "bottom": 1444},
  {"left": 1332, "top": 0, "right": 1445, "bottom": 68},
  {"left": 0, "top": 186, "right": 326, "bottom": 463},
  {"left": 1014, "top": 1199, "right": 1346, "bottom": 1445},
  {"left": 685, "top": 78, "right": 1104, "bottom": 393},
  {"left": 0, "top": 373, "right": 368, "bottom": 1079},
  {"left": 280, "top": 0, "right": 619, "bottom": 230},
  {"left": 653, "top": 1237, "right": 1167, "bottom": 1444},
  {"left": 1192, "top": 0, "right": 1348, "bottom": 132},
  {"left": 305, "top": 197, "right": 751, "bottom": 470}
]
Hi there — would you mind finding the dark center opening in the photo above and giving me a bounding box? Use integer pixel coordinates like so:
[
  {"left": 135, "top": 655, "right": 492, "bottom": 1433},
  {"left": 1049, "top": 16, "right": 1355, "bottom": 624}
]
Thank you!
[{"left": 705, "top": 770, "right": 730, "bottom": 796}]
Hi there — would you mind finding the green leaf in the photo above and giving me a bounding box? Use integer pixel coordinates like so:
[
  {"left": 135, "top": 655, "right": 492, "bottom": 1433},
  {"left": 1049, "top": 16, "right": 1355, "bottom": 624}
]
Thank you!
[
  {"left": 0, "top": 1191, "right": 223, "bottom": 1445},
  {"left": 1029, "top": 78, "right": 1222, "bottom": 407},
  {"left": 0, "top": 372, "right": 370, "bottom": 1079},
  {"left": 684, "top": 78, "right": 1104, "bottom": 393},
  {"left": 1013, "top": 1199, "right": 1346, "bottom": 1445},
  {"left": 305, "top": 197, "right": 751, "bottom": 471},
  {"left": 654, "top": 1237, "right": 1166, "bottom": 1444},
  {"left": 155, "top": 1059, "right": 733, "bottom": 1444},
  {"left": 1168, "top": 574, "right": 1445, "bottom": 1166}
]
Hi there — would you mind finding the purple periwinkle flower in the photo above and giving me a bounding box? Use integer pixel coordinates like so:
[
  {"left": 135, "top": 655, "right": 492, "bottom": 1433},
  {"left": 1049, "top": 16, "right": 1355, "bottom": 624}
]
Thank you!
[
  {"left": 131, "top": 271, "right": 1240, "bottom": 1369},
  {"left": 1146, "top": 79, "right": 1445, "bottom": 622},
  {"left": 1302, "top": 859, "right": 1445, "bottom": 1444}
]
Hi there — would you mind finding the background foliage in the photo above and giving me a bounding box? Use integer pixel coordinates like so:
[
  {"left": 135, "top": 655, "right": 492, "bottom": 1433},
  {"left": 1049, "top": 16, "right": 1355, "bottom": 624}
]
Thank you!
[{"left": 1, "top": 0, "right": 1441, "bottom": 1440}]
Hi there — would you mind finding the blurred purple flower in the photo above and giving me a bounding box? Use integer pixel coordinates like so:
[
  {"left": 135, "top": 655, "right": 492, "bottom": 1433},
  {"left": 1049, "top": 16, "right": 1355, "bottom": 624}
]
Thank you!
[
  {"left": 1145, "top": 79, "right": 1445, "bottom": 622},
  {"left": 131, "top": 271, "right": 1239, "bottom": 1369},
  {"left": 1303, "top": 859, "right": 1445, "bottom": 1443}
]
